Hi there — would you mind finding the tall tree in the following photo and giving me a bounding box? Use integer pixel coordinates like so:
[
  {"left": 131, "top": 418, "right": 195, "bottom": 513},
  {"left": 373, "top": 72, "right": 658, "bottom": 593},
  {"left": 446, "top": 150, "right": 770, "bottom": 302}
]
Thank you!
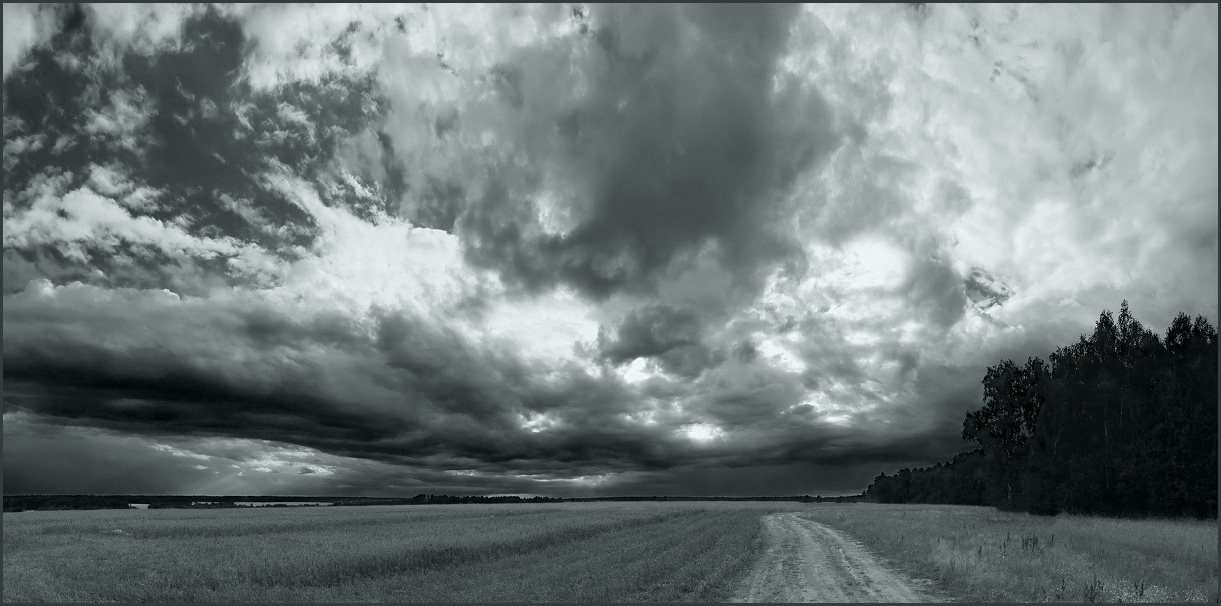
[{"left": 873, "top": 302, "right": 1217, "bottom": 519}]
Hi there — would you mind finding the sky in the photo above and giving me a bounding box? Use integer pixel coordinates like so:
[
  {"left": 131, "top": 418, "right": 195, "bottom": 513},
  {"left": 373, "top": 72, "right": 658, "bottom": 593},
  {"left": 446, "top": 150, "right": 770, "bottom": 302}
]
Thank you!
[{"left": 2, "top": 3, "right": 1217, "bottom": 498}]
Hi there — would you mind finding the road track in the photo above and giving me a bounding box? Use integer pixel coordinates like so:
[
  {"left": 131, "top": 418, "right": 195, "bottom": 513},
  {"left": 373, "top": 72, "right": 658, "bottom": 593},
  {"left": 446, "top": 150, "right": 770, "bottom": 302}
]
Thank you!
[{"left": 732, "top": 512, "right": 944, "bottom": 603}]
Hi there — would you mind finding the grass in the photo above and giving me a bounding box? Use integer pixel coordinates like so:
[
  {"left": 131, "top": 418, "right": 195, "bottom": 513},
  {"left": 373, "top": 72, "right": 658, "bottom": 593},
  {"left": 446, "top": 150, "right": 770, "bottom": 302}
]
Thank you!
[
  {"left": 801, "top": 503, "right": 1218, "bottom": 603},
  {"left": 2, "top": 501, "right": 799, "bottom": 602},
  {"left": 6, "top": 501, "right": 1215, "bottom": 602}
]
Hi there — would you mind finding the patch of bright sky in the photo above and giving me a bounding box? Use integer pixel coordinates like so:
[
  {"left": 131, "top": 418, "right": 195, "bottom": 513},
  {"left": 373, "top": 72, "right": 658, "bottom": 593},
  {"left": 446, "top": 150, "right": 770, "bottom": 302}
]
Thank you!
[
  {"left": 263, "top": 170, "right": 480, "bottom": 316},
  {"left": 149, "top": 443, "right": 212, "bottom": 461},
  {"left": 38, "top": 422, "right": 347, "bottom": 487},
  {"left": 619, "top": 357, "right": 654, "bottom": 384},
  {"left": 680, "top": 422, "right": 725, "bottom": 443},
  {"left": 257, "top": 169, "right": 606, "bottom": 369},
  {"left": 517, "top": 411, "right": 559, "bottom": 434},
  {"left": 753, "top": 336, "right": 805, "bottom": 374},
  {"left": 788, "top": 393, "right": 854, "bottom": 425},
  {"left": 622, "top": 408, "right": 659, "bottom": 427},
  {"left": 568, "top": 473, "right": 614, "bottom": 487},
  {"left": 480, "top": 286, "right": 600, "bottom": 365},
  {"left": 838, "top": 235, "right": 909, "bottom": 292},
  {"left": 235, "top": 449, "right": 337, "bottom": 477},
  {"left": 501, "top": 472, "right": 618, "bottom": 488}
]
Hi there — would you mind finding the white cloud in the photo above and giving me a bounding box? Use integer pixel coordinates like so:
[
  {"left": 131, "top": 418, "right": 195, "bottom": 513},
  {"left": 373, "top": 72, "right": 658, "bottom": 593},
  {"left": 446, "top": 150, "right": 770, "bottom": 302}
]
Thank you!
[
  {"left": 82, "top": 87, "right": 156, "bottom": 152},
  {"left": 2, "top": 133, "right": 45, "bottom": 172},
  {"left": 680, "top": 423, "right": 725, "bottom": 443},
  {"left": 150, "top": 443, "right": 212, "bottom": 461},
  {"left": 275, "top": 102, "right": 316, "bottom": 143},
  {"left": 479, "top": 287, "right": 600, "bottom": 366},
  {"left": 86, "top": 164, "right": 162, "bottom": 211},
  {"left": 226, "top": 3, "right": 405, "bottom": 90},
  {"left": 260, "top": 169, "right": 486, "bottom": 319},
  {"left": 50, "top": 135, "right": 75, "bottom": 155},
  {"left": 215, "top": 193, "right": 272, "bottom": 234},
  {"left": 779, "top": 3, "right": 1217, "bottom": 349},
  {"left": 85, "top": 3, "right": 202, "bottom": 56},
  {"left": 3, "top": 181, "right": 277, "bottom": 278},
  {"left": 2, "top": 3, "right": 59, "bottom": 81}
]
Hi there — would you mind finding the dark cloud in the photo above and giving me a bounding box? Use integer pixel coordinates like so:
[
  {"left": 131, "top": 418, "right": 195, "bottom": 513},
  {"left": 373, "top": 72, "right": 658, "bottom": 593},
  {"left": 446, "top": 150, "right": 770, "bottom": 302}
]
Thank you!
[
  {"left": 6, "top": 4, "right": 1211, "bottom": 499},
  {"left": 435, "top": 4, "right": 840, "bottom": 300},
  {"left": 2, "top": 278, "right": 972, "bottom": 495},
  {"left": 902, "top": 249, "right": 969, "bottom": 329},
  {"left": 597, "top": 304, "right": 719, "bottom": 378},
  {"left": 0, "top": 282, "right": 649, "bottom": 479},
  {"left": 3, "top": 425, "right": 214, "bottom": 495},
  {"left": 964, "top": 267, "right": 1012, "bottom": 310}
]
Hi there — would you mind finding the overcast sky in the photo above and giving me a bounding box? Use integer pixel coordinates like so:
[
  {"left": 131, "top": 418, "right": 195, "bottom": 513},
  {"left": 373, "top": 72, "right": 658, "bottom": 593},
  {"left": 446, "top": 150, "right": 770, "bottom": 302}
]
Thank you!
[{"left": 3, "top": 4, "right": 1216, "bottom": 497}]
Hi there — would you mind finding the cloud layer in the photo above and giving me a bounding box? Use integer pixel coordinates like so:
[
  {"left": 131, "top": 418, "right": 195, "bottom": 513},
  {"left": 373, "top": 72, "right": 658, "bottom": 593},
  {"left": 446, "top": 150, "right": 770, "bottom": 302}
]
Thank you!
[{"left": 3, "top": 4, "right": 1216, "bottom": 497}]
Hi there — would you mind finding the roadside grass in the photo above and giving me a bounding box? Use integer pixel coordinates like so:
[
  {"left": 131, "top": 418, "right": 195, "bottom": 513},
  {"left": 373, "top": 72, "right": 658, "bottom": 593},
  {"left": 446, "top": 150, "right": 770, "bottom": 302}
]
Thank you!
[
  {"left": 801, "top": 503, "right": 1218, "bottom": 603},
  {"left": 2, "top": 501, "right": 798, "bottom": 602}
]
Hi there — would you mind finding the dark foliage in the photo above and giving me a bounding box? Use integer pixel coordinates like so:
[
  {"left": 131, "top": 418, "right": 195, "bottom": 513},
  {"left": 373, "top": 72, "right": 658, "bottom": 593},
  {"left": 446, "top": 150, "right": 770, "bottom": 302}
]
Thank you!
[
  {"left": 1, "top": 495, "right": 135, "bottom": 512},
  {"left": 868, "top": 302, "right": 1218, "bottom": 518},
  {"left": 867, "top": 450, "right": 987, "bottom": 506}
]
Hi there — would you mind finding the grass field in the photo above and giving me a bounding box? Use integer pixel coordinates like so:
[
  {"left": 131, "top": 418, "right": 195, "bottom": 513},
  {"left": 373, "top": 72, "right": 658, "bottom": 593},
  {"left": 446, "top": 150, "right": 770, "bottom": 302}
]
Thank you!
[
  {"left": 2, "top": 501, "right": 799, "bottom": 602},
  {"left": 4, "top": 501, "right": 1216, "bottom": 602},
  {"left": 803, "top": 504, "right": 1219, "bottom": 603}
]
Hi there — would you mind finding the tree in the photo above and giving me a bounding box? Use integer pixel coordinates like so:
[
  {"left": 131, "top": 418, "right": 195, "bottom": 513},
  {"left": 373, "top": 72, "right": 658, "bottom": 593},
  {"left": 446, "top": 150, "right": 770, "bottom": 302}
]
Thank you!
[
  {"left": 962, "top": 357, "right": 1045, "bottom": 509},
  {"left": 872, "top": 302, "right": 1217, "bottom": 519}
]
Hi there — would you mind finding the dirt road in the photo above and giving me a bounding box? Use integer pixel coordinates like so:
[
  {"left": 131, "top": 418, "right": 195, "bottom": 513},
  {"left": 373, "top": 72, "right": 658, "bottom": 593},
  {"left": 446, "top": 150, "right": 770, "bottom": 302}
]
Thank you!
[{"left": 732, "top": 512, "right": 944, "bottom": 603}]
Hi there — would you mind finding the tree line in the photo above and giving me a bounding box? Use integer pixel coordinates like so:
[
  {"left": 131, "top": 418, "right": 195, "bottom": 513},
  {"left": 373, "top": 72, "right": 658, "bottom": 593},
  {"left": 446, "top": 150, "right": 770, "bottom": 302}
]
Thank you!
[
  {"left": 868, "top": 302, "right": 1217, "bottom": 518},
  {"left": 2, "top": 494, "right": 568, "bottom": 511},
  {"left": 4, "top": 493, "right": 867, "bottom": 512}
]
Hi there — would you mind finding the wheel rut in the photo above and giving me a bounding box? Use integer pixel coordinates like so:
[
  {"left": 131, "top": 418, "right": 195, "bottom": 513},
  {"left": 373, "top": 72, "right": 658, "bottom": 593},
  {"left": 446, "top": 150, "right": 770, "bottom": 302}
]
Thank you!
[{"left": 732, "top": 512, "right": 946, "bottom": 603}]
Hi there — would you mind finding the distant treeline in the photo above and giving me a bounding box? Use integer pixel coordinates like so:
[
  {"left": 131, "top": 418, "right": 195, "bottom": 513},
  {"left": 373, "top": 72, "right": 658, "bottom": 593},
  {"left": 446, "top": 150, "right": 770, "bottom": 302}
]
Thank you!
[
  {"left": 335, "top": 494, "right": 569, "bottom": 506},
  {"left": 868, "top": 302, "right": 1218, "bottom": 518},
  {"left": 2, "top": 494, "right": 566, "bottom": 511},
  {"left": 568, "top": 495, "right": 867, "bottom": 503},
  {"left": 3, "top": 493, "right": 864, "bottom": 512},
  {"left": 3, "top": 495, "right": 138, "bottom": 512}
]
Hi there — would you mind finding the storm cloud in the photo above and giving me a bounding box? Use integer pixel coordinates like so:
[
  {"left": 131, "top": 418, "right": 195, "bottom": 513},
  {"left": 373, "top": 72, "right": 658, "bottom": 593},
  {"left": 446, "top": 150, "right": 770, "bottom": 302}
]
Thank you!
[{"left": 3, "top": 4, "right": 1216, "bottom": 497}]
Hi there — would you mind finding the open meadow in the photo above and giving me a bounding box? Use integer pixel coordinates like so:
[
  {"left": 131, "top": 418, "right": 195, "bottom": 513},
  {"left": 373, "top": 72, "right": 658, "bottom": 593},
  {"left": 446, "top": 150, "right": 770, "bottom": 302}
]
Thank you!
[
  {"left": 804, "top": 504, "right": 1219, "bottom": 603},
  {"left": 3, "top": 501, "right": 1216, "bottom": 602}
]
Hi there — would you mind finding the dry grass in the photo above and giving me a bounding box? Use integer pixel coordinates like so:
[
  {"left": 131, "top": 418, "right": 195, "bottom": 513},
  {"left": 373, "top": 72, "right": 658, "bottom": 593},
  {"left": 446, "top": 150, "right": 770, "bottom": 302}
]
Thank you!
[
  {"left": 8, "top": 500, "right": 1213, "bottom": 602},
  {"left": 2, "top": 501, "right": 799, "bottom": 603},
  {"left": 801, "top": 503, "right": 1218, "bottom": 603}
]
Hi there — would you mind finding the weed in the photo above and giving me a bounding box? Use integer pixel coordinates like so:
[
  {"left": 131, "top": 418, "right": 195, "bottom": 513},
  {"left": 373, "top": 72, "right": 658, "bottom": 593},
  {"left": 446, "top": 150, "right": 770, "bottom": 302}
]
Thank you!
[
  {"left": 1022, "top": 533, "right": 1041, "bottom": 554},
  {"left": 1084, "top": 573, "right": 1104, "bottom": 602}
]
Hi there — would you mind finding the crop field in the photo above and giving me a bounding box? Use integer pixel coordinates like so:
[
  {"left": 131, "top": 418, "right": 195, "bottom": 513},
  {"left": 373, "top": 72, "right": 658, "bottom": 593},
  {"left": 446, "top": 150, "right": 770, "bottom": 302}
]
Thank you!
[
  {"left": 803, "top": 504, "right": 1219, "bottom": 603},
  {"left": 1, "top": 501, "right": 801, "bottom": 602},
  {"left": 4, "top": 501, "right": 1216, "bottom": 602}
]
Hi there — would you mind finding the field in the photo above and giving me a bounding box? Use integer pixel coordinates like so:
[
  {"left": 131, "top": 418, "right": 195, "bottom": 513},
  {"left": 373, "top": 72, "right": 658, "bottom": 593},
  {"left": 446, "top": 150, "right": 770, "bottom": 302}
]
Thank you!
[
  {"left": 3, "top": 501, "right": 1216, "bottom": 602},
  {"left": 804, "top": 504, "right": 1219, "bottom": 603},
  {"left": 1, "top": 501, "right": 798, "bottom": 602}
]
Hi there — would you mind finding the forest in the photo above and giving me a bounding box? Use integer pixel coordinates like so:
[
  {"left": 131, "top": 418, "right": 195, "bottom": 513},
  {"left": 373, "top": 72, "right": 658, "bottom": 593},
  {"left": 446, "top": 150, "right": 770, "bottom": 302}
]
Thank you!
[{"left": 868, "top": 302, "right": 1218, "bottom": 518}]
